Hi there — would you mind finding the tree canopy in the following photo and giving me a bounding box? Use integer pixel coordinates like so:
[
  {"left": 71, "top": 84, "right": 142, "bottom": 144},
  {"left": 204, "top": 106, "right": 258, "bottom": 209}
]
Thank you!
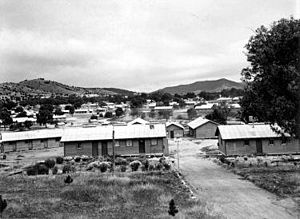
[{"left": 240, "top": 17, "right": 300, "bottom": 137}]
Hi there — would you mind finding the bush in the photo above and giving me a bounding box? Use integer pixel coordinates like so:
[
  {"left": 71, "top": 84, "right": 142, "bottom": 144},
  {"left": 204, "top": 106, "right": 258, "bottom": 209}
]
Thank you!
[
  {"left": 120, "top": 165, "right": 127, "bottom": 172},
  {"left": 37, "top": 164, "right": 49, "bottom": 175},
  {"left": 130, "top": 160, "right": 142, "bottom": 172},
  {"left": 142, "top": 159, "right": 149, "bottom": 171},
  {"left": 149, "top": 164, "right": 155, "bottom": 171},
  {"left": 163, "top": 162, "right": 171, "bottom": 170},
  {"left": 99, "top": 162, "right": 109, "bottom": 173},
  {"left": 74, "top": 156, "right": 81, "bottom": 162},
  {"left": 63, "top": 164, "right": 74, "bottom": 173},
  {"left": 56, "top": 156, "right": 64, "bottom": 164},
  {"left": 45, "top": 159, "right": 55, "bottom": 169},
  {"left": 52, "top": 166, "right": 58, "bottom": 175},
  {"left": 26, "top": 166, "right": 38, "bottom": 176},
  {"left": 156, "top": 163, "right": 163, "bottom": 171}
]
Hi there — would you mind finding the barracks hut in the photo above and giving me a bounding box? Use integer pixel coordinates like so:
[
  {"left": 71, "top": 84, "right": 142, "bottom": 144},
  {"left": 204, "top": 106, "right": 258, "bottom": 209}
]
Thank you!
[
  {"left": 216, "top": 124, "right": 300, "bottom": 156},
  {"left": 0, "top": 129, "right": 63, "bottom": 153},
  {"left": 61, "top": 124, "right": 168, "bottom": 157}
]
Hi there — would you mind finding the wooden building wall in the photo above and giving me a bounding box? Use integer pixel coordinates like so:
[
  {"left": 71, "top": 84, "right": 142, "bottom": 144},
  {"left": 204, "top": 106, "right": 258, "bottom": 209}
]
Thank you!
[
  {"left": 2, "top": 138, "right": 61, "bottom": 153},
  {"left": 190, "top": 122, "right": 218, "bottom": 139},
  {"left": 218, "top": 137, "right": 300, "bottom": 156},
  {"left": 64, "top": 137, "right": 169, "bottom": 157},
  {"left": 166, "top": 125, "right": 184, "bottom": 138}
]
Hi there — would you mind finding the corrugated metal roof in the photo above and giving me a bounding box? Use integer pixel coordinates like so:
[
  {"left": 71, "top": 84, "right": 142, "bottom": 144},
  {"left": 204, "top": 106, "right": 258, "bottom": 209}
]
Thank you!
[
  {"left": 127, "top": 118, "right": 149, "bottom": 125},
  {"left": 1, "top": 129, "right": 63, "bottom": 142},
  {"left": 166, "top": 122, "right": 184, "bottom": 130},
  {"left": 217, "top": 124, "right": 289, "bottom": 140},
  {"left": 12, "top": 117, "right": 37, "bottom": 123},
  {"left": 187, "top": 117, "right": 218, "bottom": 129},
  {"left": 61, "top": 124, "right": 166, "bottom": 142},
  {"left": 195, "top": 103, "right": 215, "bottom": 110}
]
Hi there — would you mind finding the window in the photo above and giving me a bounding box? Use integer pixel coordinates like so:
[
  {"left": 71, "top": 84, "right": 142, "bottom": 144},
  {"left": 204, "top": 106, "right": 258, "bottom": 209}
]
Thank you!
[
  {"left": 269, "top": 139, "right": 274, "bottom": 145},
  {"left": 55, "top": 137, "right": 61, "bottom": 142},
  {"left": 281, "top": 138, "right": 287, "bottom": 145},
  {"left": 244, "top": 140, "right": 249, "bottom": 146},
  {"left": 126, "top": 140, "right": 132, "bottom": 147},
  {"left": 41, "top": 139, "right": 45, "bottom": 143},
  {"left": 77, "top": 143, "right": 82, "bottom": 150},
  {"left": 115, "top": 140, "right": 120, "bottom": 147},
  {"left": 9, "top": 141, "right": 16, "bottom": 145},
  {"left": 151, "top": 139, "right": 158, "bottom": 146}
]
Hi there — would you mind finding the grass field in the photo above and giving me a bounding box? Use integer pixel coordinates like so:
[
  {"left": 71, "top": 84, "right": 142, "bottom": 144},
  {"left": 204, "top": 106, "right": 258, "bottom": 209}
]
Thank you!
[{"left": 0, "top": 171, "right": 219, "bottom": 219}]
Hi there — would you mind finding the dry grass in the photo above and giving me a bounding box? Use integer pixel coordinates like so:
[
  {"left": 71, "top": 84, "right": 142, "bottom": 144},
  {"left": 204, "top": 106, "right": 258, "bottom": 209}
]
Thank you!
[
  {"left": 0, "top": 171, "right": 220, "bottom": 218},
  {"left": 233, "top": 165, "right": 300, "bottom": 206}
]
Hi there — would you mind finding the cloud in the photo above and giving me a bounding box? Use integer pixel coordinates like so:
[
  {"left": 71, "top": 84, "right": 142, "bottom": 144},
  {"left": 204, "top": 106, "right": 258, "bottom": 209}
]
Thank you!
[{"left": 0, "top": 0, "right": 296, "bottom": 91}]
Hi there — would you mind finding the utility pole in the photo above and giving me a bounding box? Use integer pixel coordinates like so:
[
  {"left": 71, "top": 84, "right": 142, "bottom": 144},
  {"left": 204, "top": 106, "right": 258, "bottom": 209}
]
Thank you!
[{"left": 112, "top": 126, "right": 115, "bottom": 174}]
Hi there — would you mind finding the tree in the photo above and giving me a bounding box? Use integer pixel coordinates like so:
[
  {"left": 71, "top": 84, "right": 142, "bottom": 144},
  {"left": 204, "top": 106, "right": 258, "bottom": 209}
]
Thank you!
[
  {"left": 205, "top": 105, "right": 229, "bottom": 125},
  {"left": 241, "top": 18, "right": 300, "bottom": 137},
  {"left": 187, "top": 108, "right": 197, "bottom": 120},
  {"left": 149, "top": 109, "right": 156, "bottom": 118},
  {"left": 68, "top": 105, "right": 75, "bottom": 115},
  {"left": 24, "top": 120, "right": 33, "bottom": 129},
  {"left": 15, "top": 106, "right": 24, "bottom": 113},
  {"left": 16, "top": 111, "right": 27, "bottom": 118},
  {"left": 104, "top": 111, "right": 113, "bottom": 118},
  {"left": 161, "top": 93, "right": 172, "bottom": 106},
  {"left": 115, "top": 107, "right": 124, "bottom": 117},
  {"left": 54, "top": 108, "right": 64, "bottom": 115},
  {"left": 0, "top": 108, "right": 13, "bottom": 129},
  {"left": 37, "top": 104, "right": 53, "bottom": 126}
]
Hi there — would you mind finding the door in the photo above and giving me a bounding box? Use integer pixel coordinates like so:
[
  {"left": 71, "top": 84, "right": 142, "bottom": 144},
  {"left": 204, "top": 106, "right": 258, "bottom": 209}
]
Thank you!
[
  {"left": 139, "top": 139, "right": 145, "bottom": 153},
  {"left": 44, "top": 140, "right": 48, "bottom": 148},
  {"left": 28, "top": 141, "right": 33, "bottom": 150},
  {"left": 101, "top": 141, "right": 108, "bottom": 156},
  {"left": 92, "top": 141, "right": 98, "bottom": 157},
  {"left": 256, "top": 140, "right": 263, "bottom": 154},
  {"left": 170, "top": 131, "right": 174, "bottom": 138}
]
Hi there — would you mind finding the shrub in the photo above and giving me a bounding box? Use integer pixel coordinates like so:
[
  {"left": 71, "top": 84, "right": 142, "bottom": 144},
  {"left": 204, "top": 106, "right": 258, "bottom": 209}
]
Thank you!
[
  {"left": 81, "top": 155, "right": 90, "bottom": 161},
  {"left": 156, "top": 163, "right": 163, "bottom": 171},
  {"left": 37, "top": 164, "right": 49, "bottom": 175},
  {"left": 45, "top": 159, "right": 55, "bottom": 169},
  {"left": 74, "top": 156, "right": 81, "bottom": 162},
  {"left": 52, "top": 166, "right": 58, "bottom": 175},
  {"left": 63, "top": 164, "right": 73, "bottom": 173},
  {"left": 149, "top": 164, "right": 155, "bottom": 171},
  {"left": 99, "top": 162, "right": 109, "bottom": 173},
  {"left": 56, "top": 156, "right": 64, "bottom": 164},
  {"left": 163, "top": 162, "right": 171, "bottom": 170},
  {"left": 142, "top": 159, "right": 149, "bottom": 171},
  {"left": 130, "top": 160, "right": 142, "bottom": 171},
  {"left": 26, "top": 165, "right": 38, "bottom": 176},
  {"left": 120, "top": 165, "right": 127, "bottom": 172}
]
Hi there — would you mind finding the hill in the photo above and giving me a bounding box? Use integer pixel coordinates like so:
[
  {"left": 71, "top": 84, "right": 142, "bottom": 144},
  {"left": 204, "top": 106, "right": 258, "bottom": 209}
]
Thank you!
[
  {"left": 0, "top": 78, "right": 135, "bottom": 97},
  {"left": 158, "top": 78, "right": 244, "bottom": 95}
]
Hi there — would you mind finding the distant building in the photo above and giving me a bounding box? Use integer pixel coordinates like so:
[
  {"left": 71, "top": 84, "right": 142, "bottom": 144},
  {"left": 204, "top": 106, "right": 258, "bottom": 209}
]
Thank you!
[
  {"left": 61, "top": 124, "right": 168, "bottom": 157},
  {"left": 154, "top": 106, "right": 173, "bottom": 111},
  {"left": 166, "top": 122, "right": 184, "bottom": 138},
  {"left": 216, "top": 124, "right": 300, "bottom": 156},
  {"left": 187, "top": 117, "right": 219, "bottom": 139},
  {"left": 128, "top": 118, "right": 149, "bottom": 125},
  {"left": 0, "top": 129, "right": 63, "bottom": 153}
]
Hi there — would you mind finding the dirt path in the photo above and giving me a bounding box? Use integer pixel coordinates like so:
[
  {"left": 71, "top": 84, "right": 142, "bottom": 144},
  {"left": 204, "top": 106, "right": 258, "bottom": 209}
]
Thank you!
[{"left": 169, "top": 139, "right": 300, "bottom": 219}]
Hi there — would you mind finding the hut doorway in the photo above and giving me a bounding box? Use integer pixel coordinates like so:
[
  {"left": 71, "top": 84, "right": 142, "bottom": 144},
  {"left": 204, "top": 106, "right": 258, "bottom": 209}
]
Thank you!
[
  {"left": 139, "top": 139, "right": 145, "bottom": 153},
  {"left": 92, "top": 141, "right": 98, "bottom": 156},
  {"left": 256, "top": 140, "right": 263, "bottom": 154},
  {"left": 101, "top": 142, "right": 108, "bottom": 156}
]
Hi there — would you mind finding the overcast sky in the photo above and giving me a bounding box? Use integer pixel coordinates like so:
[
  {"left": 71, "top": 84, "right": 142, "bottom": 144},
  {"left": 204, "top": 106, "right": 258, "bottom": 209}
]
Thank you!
[{"left": 0, "top": 0, "right": 298, "bottom": 92}]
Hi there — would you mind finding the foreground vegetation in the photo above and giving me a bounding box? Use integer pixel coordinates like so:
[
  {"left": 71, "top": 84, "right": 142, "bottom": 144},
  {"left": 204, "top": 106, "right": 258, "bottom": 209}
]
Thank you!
[
  {"left": 234, "top": 166, "right": 300, "bottom": 206},
  {"left": 0, "top": 171, "right": 219, "bottom": 218}
]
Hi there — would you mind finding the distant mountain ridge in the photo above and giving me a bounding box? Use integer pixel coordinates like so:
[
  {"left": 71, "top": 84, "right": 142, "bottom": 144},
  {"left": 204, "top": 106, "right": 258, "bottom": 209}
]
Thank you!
[
  {"left": 0, "top": 78, "right": 135, "bottom": 97},
  {"left": 158, "top": 78, "right": 244, "bottom": 95}
]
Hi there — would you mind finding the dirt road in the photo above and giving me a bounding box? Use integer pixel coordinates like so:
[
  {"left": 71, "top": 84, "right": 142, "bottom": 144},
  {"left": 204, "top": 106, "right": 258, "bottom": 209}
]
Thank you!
[{"left": 169, "top": 138, "right": 300, "bottom": 219}]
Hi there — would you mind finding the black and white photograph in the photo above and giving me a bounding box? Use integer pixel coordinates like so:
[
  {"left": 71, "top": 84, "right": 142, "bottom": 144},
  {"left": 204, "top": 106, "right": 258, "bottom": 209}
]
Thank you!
[{"left": 0, "top": 0, "right": 299, "bottom": 218}]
